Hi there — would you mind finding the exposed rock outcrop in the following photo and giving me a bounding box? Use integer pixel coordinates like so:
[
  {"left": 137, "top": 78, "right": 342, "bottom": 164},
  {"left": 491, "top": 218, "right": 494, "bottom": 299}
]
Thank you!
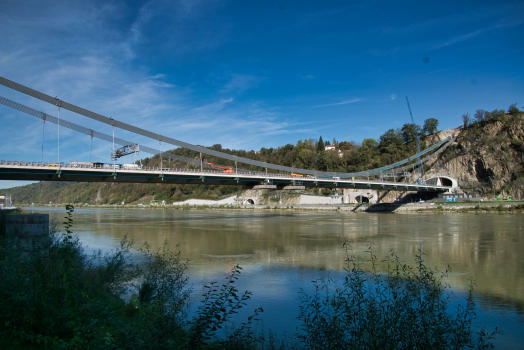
[{"left": 422, "top": 113, "right": 524, "bottom": 199}]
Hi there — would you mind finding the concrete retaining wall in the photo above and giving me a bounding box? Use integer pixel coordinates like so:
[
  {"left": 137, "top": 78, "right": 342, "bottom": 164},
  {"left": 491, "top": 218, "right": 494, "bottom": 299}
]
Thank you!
[
  {"left": 299, "top": 195, "right": 343, "bottom": 205},
  {"left": 172, "top": 195, "right": 237, "bottom": 206}
]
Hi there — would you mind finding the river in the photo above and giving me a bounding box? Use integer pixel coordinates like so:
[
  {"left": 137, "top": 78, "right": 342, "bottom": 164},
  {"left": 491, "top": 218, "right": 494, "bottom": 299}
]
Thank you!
[{"left": 26, "top": 207, "right": 524, "bottom": 348}]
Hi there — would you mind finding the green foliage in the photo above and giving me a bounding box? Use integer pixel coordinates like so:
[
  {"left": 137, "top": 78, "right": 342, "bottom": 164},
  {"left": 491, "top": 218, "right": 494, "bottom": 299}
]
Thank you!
[
  {"left": 189, "top": 265, "right": 263, "bottom": 348},
  {"left": 378, "top": 129, "right": 402, "bottom": 154},
  {"left": 462, "top": 113, "right": 471, "bottom": 128},
  {"left": 296, "top": 245, "right": 499, "bottom": 350},
  {"left": 474, "top": 109, "right": 485, "bottom": 123},
  {"left": 507, "top": 103, "right": 519, "bottom": 114},
  {"left": 362, "top": 138, "right": 378, "bottom": 149},
  {"left": 401, "top": 123, "right": 422, "bottom": 144},
  {"left": 317, "top": 136, "right": 325, "bottom": 152},
  {"left": 423, "top": 117, "right": 439, "bottom": 135}
]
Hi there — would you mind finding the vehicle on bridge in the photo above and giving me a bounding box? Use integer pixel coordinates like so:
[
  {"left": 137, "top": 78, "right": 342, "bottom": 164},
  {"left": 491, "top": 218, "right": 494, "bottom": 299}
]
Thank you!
[
  {"left": 205, "top": 162, "right": 233, "bottom": 173},
  {"left": 291, "top": 173, "right": 315, "bottom": 178}
]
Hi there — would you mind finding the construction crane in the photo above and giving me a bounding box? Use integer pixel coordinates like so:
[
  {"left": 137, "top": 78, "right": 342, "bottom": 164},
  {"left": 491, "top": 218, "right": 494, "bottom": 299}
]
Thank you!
[{"left": 406, "top": 97, "right": 422, "bottom": 184}]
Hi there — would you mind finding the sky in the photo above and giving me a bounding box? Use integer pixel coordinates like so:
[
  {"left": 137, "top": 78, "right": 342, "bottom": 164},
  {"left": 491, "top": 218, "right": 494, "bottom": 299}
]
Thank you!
[{"left": 0, "top": 0, "right": 523, "bottom": 189}]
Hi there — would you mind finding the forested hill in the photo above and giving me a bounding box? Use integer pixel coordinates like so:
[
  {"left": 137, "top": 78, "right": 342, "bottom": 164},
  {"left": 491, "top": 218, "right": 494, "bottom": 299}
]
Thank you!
[{"left": 5, "top": 104, "right": 524, "bottom": 204}]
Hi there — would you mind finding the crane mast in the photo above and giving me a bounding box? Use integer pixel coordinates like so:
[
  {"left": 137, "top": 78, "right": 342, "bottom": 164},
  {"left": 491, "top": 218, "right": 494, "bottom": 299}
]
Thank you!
[{"left": 406, "top": 97, "right": 422, "bottom": 183}]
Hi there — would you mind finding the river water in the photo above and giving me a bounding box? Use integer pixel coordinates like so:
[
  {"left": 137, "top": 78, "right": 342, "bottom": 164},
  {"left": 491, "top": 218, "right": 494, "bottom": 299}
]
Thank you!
[{"left": 27, "top": 207, "right": 524, "bottom": 348}]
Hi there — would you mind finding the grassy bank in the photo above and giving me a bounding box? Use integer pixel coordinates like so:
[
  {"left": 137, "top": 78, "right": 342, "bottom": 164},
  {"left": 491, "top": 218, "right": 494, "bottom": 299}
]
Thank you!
[{"left": 0, "top": 206, "right": 499, "bottom": 349}]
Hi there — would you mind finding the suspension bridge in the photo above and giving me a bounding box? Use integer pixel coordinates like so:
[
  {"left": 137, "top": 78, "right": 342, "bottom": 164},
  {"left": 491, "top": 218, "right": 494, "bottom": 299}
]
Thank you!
[{"left": 0, "top": 75, "right": 454, "bottom": 193}]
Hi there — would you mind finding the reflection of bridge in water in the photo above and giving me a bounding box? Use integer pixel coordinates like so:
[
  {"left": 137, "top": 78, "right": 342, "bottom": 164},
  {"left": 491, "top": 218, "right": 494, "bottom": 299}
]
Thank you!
[{"left": 0, "top": 75, "right": 454, "bottom": 192}]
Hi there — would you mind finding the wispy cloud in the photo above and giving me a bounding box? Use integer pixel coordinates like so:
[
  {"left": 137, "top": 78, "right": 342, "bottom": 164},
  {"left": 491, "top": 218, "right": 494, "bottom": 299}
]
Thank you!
[
  {"left": 220, "top": 74, "right": 262, "bottom": 93},
  {"left": 313, "top": 98, "right": 361, "bottom": 108}
]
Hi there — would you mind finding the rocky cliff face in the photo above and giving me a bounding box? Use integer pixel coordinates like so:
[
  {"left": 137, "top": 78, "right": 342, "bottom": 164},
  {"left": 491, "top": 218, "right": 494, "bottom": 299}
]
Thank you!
[{"left": 423, "top": 113, "right": 524, "bottom": 199}]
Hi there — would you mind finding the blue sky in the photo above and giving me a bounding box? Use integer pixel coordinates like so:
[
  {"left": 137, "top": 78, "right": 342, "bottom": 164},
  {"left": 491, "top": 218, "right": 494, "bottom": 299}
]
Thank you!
[{"left": 1, "top": 0, "right": 523, "bottom": 189}]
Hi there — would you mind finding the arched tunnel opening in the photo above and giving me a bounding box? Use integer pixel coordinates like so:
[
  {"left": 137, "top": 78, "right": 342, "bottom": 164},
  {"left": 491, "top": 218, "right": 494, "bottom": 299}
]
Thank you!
[
  {"left": 356, "top": 195, "right": 370, "bottom": 204},
  {"left": 440, "top": 177, "right": 453, "bottom": 187},
  {"left": 246, "top": 199, "right": 255, "bottom": 205}
]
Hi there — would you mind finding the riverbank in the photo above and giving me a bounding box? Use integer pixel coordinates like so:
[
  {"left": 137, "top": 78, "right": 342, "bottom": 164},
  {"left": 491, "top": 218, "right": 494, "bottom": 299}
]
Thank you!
[{"left": 21, "top": 200, "right": 524, "bottom": 213}]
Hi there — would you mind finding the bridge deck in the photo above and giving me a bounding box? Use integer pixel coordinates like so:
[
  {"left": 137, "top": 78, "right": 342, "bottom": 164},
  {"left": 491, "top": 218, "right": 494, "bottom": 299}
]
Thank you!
[{"left": 0, "top": 162, "right": 450, "bottom": 192}]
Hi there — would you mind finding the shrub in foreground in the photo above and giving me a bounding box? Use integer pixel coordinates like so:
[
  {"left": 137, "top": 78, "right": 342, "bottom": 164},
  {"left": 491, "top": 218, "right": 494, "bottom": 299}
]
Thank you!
[{"left": 296, "top": 244, "right": 498, "bottom": 349}]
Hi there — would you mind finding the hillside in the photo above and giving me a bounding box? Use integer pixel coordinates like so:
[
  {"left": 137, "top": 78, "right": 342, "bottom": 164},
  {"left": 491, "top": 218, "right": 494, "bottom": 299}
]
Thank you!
[{"left": 4, "top": 105, "right": 523, "bottom": 205}]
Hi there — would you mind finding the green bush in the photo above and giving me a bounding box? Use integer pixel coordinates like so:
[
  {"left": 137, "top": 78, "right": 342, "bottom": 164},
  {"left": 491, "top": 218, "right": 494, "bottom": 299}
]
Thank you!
[{"left": 296, "top": 244, "right": 498, "bottom": 350}]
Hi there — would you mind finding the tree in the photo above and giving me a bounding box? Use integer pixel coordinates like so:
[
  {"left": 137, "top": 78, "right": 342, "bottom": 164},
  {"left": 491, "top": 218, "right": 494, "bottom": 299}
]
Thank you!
[
  {"left": 462, "top": 113, "right": 470, "bottom": 128},
  {"left": 338, "top": 141, "right": 353, "bottom": 151},
  {"left": 491, "top": 109, "right": 506, "bottom": 122},
  {"left": 423, "top": 118, "right": 439, "bottom": 135},
  {"left": 508, "top": 103, "right": 520, "bottom": 114},
  {"left": 362, "top": 138, "right": 378, "bottom": 149},
  {"left": 317, "top": 136, "right": 325, "bottom": 152},
  {"left": 317, "top": 152, "right": 332, "bottom": 171},
  {"left": 474, "top": 110, "right": 485, "bottom": 123},
  {"left": 379, "top": 129, "right": 402, "bottom": 154},
  {"left": 401, "top": 123, "right": 422, "bottom": 144}
]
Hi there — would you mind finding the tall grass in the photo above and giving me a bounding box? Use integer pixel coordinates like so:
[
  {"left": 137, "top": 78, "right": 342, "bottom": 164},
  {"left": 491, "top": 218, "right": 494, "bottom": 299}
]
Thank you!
[{"left": 0, "top": 207, "right": 498, "bottom": 349}]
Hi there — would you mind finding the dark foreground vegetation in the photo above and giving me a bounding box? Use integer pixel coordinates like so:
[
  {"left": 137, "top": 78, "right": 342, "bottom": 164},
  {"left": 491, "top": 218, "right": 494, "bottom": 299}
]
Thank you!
[{"left": 0, "top": 207, "right": 499, "bottom": 349}]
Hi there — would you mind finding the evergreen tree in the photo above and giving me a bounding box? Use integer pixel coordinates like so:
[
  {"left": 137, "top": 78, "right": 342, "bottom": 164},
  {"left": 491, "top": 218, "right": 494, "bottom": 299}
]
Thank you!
[{"left": 317, "top": 136, "right": 325, "bottom": 152}]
